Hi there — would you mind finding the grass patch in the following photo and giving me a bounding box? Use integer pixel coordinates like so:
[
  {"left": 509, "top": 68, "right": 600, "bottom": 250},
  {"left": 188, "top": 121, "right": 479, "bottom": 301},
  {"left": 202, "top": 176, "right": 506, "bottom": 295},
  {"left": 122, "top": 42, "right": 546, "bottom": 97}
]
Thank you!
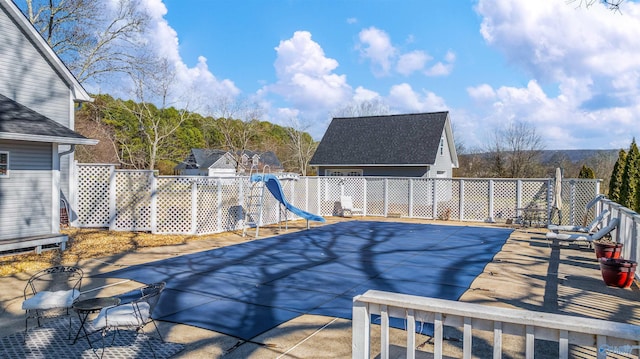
[{"left": 0, "top": 228, "right": 205, "bottom": 277}]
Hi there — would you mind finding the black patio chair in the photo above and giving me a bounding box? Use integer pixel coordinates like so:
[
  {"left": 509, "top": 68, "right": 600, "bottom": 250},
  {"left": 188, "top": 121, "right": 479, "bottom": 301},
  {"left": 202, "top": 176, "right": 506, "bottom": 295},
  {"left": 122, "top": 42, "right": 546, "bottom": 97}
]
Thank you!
[
  {"left": 21, "top": 265, "right": 83, "bottom": 342},
  {"left": 92, "top": 282, "right": 166, "bottom": 358}
]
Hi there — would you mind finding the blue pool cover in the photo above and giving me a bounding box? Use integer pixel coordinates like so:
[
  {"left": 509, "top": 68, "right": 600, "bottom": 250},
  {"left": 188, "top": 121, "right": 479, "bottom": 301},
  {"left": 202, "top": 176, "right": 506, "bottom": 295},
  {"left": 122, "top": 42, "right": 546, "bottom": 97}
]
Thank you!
[{"left": 100, "top": 221, "right": 512, "bottom": 341}]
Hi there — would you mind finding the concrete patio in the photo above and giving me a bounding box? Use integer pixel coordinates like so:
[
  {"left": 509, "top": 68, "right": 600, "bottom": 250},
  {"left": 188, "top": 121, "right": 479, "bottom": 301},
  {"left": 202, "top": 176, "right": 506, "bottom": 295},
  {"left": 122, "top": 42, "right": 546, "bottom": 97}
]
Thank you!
[{"left": 1, "top": 217, "right": 639, "bottom": 358}]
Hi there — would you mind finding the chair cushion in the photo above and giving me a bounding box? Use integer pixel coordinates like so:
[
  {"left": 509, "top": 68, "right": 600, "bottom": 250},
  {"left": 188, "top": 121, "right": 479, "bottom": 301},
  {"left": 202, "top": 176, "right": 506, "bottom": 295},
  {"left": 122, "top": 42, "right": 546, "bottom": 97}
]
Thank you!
[
  {"left": 92, "top": 302, "right": 151, "bottom": 330},
  {"left": 22, "top": 289, "right": 80, "bottom": 310}
]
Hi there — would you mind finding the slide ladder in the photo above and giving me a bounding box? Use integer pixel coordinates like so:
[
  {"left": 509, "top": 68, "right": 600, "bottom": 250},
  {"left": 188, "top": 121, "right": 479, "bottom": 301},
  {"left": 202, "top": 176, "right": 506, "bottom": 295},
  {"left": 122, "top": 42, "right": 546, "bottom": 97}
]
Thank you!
[{"left": 242, "top": 165, "right": 268, "bottom": 238}]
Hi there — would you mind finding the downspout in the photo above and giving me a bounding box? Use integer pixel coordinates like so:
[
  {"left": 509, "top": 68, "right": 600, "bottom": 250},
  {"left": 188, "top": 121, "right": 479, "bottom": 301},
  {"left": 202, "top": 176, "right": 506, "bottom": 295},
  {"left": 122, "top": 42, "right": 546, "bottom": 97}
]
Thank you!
[
  {"left": 59, "top": 144, "right": 76, "bottom": 157},
  {"left": 58, "top": 145, "right": 76, "bottom": 227}
]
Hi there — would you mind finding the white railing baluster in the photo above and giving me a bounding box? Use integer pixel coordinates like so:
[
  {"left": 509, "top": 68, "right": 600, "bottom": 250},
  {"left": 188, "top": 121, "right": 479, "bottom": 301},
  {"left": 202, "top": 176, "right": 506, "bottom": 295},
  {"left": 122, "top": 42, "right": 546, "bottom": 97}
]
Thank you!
[
  {"left": 407, "top": 309, "right": 416, "bottom": 359},
  {"left": 434, "top": 312, "right": 443, "bottom": 359},
  {"left": 493, "top": 321, "right": 502, "bottom": 359},
  {"left": 352, "top": 300, "right": 370, "bottom": 359},
  {"left": 559, "top": 329, "right": 568, "bottom": 359},
  {"left": 380, "top": 305, "right": 388, "bottom": 359},
  {"left": 525, "top": 325, "right": 534, "bottom": 359},
  {"left": 463, "top": 317, "right": 472, "bottom": 359}
]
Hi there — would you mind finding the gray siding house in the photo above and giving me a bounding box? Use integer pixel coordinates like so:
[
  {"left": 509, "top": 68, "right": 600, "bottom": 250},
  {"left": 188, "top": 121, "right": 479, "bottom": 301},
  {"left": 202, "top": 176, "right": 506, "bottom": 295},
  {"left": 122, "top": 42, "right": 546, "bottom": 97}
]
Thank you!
[
  {"left": 174, "top": 149, "right": 284, "bottom": 176},
  {"left": 0, "top": 0, "right": 96, "bottom": 251},
  {"left": 310, "top": 112, "right": 458, "bottom": 177}
]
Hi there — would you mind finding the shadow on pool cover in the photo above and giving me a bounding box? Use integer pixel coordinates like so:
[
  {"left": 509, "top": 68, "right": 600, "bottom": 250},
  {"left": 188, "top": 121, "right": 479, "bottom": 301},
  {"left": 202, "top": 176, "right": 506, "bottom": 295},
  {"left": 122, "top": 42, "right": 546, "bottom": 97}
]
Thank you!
[{"left": 98, "top": 221, "right": 512, "bottom": 340}]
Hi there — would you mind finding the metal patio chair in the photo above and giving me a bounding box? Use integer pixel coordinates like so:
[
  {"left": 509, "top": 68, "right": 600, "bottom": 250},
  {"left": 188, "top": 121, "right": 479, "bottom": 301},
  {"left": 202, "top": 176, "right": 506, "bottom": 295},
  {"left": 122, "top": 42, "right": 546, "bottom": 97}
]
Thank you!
[
  {"left": 92, "top": 282, "right": 166, "bottom": 358},
  {"left": 22, "top": 265, "right": 83, "bottom": 342}
]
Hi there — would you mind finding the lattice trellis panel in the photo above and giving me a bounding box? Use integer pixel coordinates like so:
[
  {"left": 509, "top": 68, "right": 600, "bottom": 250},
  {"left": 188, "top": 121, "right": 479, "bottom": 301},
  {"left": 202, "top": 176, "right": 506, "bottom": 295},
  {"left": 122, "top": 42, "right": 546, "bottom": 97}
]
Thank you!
[
  {"left": 306, "top": 178, "right": 321, "bottom": 216},
  {"left": 493, "top": 180, "right": 518, "bottom": 222},
  {"left": 520, "top": 180, "right": 549, "bottom": 208},
  {"left": 461, "top": 180, "right": 490, "bottom": 222},
  {"left": 76, "top": 164, "right": 112, "bottom": 227},
  {"left": 155, "top": 177, "right": 193, "bottom": 234},
  {"left": 434, "top": 179, "right": 460, "bottom": 221},
  {"left": 342, "top": 177, "right": 366, "bottom": 215},
  {"left": 365, "top": 178, "right": 385, "bottom": 216},
  {"left": 560, "top": 179, "right": 600, "bottom": 226},
  {"left": 195, "top": 178, "right": 220, "bottom": 234},
  {"left": 218, "top": 178, "right": 243, "bottom": 233},
  {"left": 114, "top": 171, "right": 153, "bottom": 231},
  {"left": 318, "top": 177, "right": 345, "bottom": 216},
  {"left": 410, "top": 178, "right": 433, "bottom": 219},
  {"left": 387, "top": 179, "right": 409, "bottom": 216}
]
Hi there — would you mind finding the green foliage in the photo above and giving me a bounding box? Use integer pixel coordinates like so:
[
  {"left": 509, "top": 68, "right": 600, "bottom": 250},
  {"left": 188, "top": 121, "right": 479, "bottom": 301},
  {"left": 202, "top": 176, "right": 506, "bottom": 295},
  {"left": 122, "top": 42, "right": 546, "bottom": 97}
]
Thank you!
[
  {"left": 608, "top": 149, "right": 626, "bottom": 202},
  {"left": 578, "top": 165, "right": 595, "bottom": 179},
  {"left": 619, "top": 139, "right": 639, "bottom": 211},
  {"left": 75, "top": 94, "right": 316, "bottom": 174}
]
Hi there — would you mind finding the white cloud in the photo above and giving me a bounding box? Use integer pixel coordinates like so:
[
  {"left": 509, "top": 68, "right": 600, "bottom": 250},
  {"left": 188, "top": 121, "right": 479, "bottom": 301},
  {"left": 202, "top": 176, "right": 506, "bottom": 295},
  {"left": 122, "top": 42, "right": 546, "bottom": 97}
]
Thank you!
[
  {"left": 113, "top": 0, "right": 240, "bottom": 109},
  {"left": 388, "top": 83, "right": 447, "bottom": 113},
  {"left": 267, "top": 31, "right": 351, "bottom": 112},
  {"left": 353, "top": 87, "right": 381, "bottom": 102},
  {"left": 347, "top": 17, "right": 358, "bottom": 24},
  {"left": 469, "top": 0, "right": 640, "bottom": 149},
  {"left": 467, "top": 84, "right": 496, "bottom": 101},
  {"left": 357, "top": 27, "right": 397, "bottom": 76},
  {"left": 397, "top": 51, "right": 430, "bottom": 76}
]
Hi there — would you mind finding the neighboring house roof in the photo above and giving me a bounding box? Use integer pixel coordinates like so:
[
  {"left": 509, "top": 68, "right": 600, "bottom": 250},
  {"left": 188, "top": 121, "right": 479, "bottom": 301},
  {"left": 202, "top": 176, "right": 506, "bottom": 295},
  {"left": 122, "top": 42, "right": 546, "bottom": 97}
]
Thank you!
[
  {"left": 311, "top": 112, "right": 456, "bottom": 166},
  {"left": 0, "top": 94, "right": 97, "bottom": 145},
  {"left": 0, "top": 0, "right": 91, "bottom": 102},
  {"left": 174, "top": 149, "right": 231, "bottom": 170},
  {"left": 240, "top": 150, "right": 283, "bottom": 169}
]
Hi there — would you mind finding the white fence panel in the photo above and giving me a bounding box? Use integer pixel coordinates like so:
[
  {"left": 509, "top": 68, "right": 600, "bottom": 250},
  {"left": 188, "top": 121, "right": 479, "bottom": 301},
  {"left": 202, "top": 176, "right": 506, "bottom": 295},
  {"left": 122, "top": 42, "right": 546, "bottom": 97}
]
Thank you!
[{"left": 73, "top": 164, "right": 601, "bottom": 234}]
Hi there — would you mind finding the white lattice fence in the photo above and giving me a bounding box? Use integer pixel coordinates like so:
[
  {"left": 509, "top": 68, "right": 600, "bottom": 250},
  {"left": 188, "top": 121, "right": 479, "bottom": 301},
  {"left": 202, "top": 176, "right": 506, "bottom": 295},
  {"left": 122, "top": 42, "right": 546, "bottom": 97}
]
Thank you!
[
  {"left": 462, "top": 179, "right": 490, "bottom": 222},
  {"left": 435, "top": 179, "right": 458, "bottom": 220},
  {"left": 493, "top": 180, "right": 518, "bottom": 221},
  {"left": 76, "top": 164, "right": 112, "bottom": 227},
  {"left": 156, "top": 177, "right": 193, "bottom": 234},
  {"left": 411, "top": 179, "right": 434, "bottom": 218},
  {"left": 387, "top": 178, "right": 409, "bottom": 216},
  {"left": 114, "top": 171, "right": 153, "bottom": 231},
  {"left": 74, "top": 164, "right": 601, "bottom": 234},
  {"left": 196, "top": 178, "right": 221, "bottom": 234}
]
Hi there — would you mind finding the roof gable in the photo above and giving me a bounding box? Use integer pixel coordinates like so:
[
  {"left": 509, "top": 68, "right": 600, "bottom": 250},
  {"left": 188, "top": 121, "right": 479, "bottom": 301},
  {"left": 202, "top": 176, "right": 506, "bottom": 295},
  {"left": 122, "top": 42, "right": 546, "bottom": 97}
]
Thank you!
[
  {"left": 0, "top": 0, "right": 91, "bottom": 102},
  {"left": 310, "top": 112, "right": 450, "bottom": 166},
  {"left": 0, "top": 94, "right": 96, "bottom": 144}
]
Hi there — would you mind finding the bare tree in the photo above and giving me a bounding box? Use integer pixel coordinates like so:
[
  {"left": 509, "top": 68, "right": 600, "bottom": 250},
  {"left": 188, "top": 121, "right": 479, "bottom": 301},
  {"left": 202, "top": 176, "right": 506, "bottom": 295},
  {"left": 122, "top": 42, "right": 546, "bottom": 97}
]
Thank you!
[
  {"left": 331, "top": 98, "right": 391, "bottom": 118},
  {"left": 283, "top": 118, "right": 318, "bottom": 175},
  {"left": 22, "top": 0, "right": 151, "bottom": 83},
  {"left": 206, "top": 95, "right": 264, "bottom": 173},
  {"left": 486, "top": 121, "right": 545, "bottom": 178},
  {"left": 568, "top": 0, "right": 625, "bottom": 12},
  {"left": 110, "top": 59, "right": 196, "bottom": 170}
]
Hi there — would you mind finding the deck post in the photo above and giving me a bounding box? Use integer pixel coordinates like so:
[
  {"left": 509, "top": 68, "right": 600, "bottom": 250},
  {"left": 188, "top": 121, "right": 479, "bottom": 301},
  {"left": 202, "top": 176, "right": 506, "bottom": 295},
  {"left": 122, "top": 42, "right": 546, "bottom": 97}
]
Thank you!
[{"left": 352, "top": 297, "right": 370, "bottom": 359}]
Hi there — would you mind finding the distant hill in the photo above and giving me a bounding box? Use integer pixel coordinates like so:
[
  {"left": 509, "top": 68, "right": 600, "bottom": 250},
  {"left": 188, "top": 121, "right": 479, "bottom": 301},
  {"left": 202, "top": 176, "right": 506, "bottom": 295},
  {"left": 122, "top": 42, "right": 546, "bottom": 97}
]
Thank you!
[
  {"left": 538, "top": 149, "right": 619, "bottom": 163},
  {"left": 464, "top": 149, "right": 619, "bottom": 164}
]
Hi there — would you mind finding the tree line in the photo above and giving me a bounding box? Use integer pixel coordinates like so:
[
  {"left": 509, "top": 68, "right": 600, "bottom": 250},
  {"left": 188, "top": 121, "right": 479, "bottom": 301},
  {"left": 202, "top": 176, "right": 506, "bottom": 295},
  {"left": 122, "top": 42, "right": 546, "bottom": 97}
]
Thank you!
[
  {"left": 75, "top": 94, "right": 317, "bottom": 175},
  {"left": 608, "top": 139, "right": 640, "bottom": 212}
]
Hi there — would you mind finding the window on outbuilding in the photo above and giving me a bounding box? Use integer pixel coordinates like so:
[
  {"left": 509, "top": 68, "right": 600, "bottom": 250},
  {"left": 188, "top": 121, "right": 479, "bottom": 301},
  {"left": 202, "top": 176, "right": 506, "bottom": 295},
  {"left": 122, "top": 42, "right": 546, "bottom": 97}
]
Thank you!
[
  {"left": 0, "top": 151, "right": 8, "bottom": 177},
  {"left": 439, "top": 137, "right": 444, "bottom": 156}
]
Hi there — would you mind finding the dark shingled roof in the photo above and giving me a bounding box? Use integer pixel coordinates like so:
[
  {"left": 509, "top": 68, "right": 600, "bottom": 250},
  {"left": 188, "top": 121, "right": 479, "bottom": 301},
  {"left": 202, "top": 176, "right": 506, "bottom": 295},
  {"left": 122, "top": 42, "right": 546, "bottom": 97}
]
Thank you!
[
  {"left": 310, "top": 112, "right": 449, "bottom": 166},
  {"left": 0, "top": 94, "right": 92, "bottom": 143}
]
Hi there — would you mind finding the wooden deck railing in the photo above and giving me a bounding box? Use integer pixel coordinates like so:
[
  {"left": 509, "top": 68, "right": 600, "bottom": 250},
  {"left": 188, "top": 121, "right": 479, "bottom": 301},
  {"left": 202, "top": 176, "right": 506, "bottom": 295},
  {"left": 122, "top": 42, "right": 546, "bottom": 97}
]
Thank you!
[{"left": 352, "top": 290, "right": 640, "bottom": 359}]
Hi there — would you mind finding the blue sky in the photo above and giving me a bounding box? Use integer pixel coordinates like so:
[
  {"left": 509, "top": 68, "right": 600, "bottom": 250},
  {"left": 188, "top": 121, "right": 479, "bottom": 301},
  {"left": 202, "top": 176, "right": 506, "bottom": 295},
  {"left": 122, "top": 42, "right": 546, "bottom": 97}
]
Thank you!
[{"left": 100, "top": 0, "right": 640, "bottom": 150}]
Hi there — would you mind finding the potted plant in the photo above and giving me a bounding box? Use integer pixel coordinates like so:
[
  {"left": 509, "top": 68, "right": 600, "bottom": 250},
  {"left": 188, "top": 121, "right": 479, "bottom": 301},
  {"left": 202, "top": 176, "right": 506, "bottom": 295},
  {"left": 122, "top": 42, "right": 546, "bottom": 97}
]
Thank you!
[
  {"left": 593, "top": 233, "right": 623, "bottom": 260},
  {"left": 599, "top": 258, "right": 637, "bottom": 288}
]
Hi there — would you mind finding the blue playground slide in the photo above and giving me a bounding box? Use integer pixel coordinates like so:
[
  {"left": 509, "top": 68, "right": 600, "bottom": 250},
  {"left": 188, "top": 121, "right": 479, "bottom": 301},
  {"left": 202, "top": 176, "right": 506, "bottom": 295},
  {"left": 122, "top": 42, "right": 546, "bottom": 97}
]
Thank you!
[{"left": 251, "top": 174, "right": 325, "bottom": 223}]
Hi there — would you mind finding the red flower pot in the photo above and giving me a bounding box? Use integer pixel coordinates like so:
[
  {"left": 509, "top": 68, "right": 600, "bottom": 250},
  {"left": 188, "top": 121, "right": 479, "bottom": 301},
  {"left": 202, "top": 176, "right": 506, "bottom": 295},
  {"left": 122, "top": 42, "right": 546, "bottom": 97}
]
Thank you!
[
  {"left": 599, "top": 258, "right": 637, "bottom": 288},
  {"left": 594, "top": 241, "right": 623, "bottom": 260}
]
